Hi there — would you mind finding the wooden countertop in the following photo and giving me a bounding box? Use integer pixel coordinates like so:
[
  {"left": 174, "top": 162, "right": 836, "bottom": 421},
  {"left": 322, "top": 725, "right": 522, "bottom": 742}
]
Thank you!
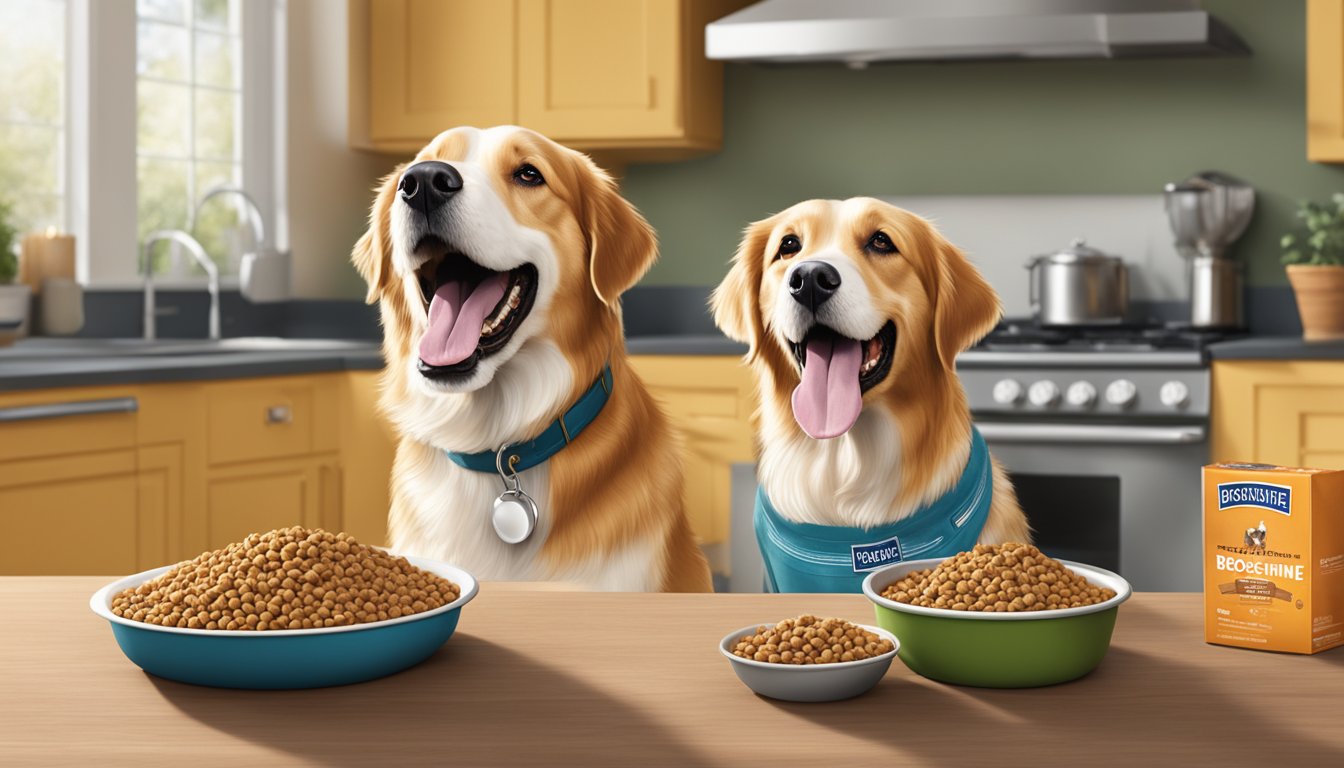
[{"left": 4, "top": 580, "right": 1343, "bottom": 767}]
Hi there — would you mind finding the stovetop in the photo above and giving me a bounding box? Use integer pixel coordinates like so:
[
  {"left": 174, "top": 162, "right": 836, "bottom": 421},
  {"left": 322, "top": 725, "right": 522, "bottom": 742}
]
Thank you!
[
  {"left": 959, "top": 319, "right": 1232, "bottom": 419},
  {"left": 975, "top": 318, "right": 1240, "bottom": 353},
  {"left": 958, "top": 318, "right": 1243, "bottom": 371}
]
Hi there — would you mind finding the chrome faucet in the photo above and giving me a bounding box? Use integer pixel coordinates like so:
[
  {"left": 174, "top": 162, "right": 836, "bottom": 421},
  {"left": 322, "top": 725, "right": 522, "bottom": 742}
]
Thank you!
[
  {"left": 189, "top": 185, "right": 267, "bottom": 252},
  {"left": 142, "top": 230, "right": 220, "bottom": 341}
]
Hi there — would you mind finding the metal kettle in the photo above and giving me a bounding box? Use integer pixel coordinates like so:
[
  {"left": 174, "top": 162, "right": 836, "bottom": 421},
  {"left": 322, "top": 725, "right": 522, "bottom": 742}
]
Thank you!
[
  {"left": 1162, "top": 171, "right": 1253, "bottom": 329},
  {"left": 1026, "top": 239, "right": 1129, "bottom": 327}
]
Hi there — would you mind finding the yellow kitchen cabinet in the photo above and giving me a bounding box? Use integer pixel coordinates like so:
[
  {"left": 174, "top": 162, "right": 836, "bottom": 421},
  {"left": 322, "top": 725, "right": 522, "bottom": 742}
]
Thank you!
[
  {"left": 204, "top": 375, "right": 340, "bottom": 466},
  {"left": 350, "top": 0, "right": 743, "bottom": 159},
  {"left": 203, "top": 457, "right": 342, "bottom": 552},
  {"left": 1308, "top": 0, "right": 1344, "bottom": 161},
  {"left": 1212, "top": 360, "right": 1344, "bottom": 468},
  {"left": 340, "top": 371, "right": 396, "bottom": 547},
  {"left": 628, "top": 355, "right": 755, "bottom": 547},
  {"left": 364, "top": 0, "right": 517, "bottom": 145},
  {"left": 0, "top": 372, "right": 395, "bottom": 575},
  {"left": 0, "top": 387, "right": 156, "bottom": 575}
]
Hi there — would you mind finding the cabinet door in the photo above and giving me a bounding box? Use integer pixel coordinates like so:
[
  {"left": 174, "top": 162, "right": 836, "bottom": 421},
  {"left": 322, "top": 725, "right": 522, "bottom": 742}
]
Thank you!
[
  {"left": 517, "top": 0, "right": 682, "bottom": 141},
  {"left": 0, "top": 450, "right": 141, "bottom": 575},
  {"left": 136, "top": 443, "right": 183, "bottom": 568},
  {"left": 0, "top": 389, "right": 144, "bottom": 575},
  {"left": 368, "top": 0, "right": 517, "bottom": 142},
  {"left": 1213, "top": 361, "right": 1344, "bottom": 467},
  {"left": 204, "top": 458, "right": 342, "bottom": 551},
  {"left": 1308, "top": 0, "right": 1344, "bottom": 162},
  {"left": 1256, "top": 387, "right": 1344, "bottom": 468},
  {"left": 628, "top": 356, "right": 756, "bottom": 545}
]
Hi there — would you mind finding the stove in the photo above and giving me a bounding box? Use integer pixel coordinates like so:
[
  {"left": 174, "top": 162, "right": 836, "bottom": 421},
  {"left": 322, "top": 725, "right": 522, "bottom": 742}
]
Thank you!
[{"left": 956, "top": 319, "right": 1239, "bottom": 592}]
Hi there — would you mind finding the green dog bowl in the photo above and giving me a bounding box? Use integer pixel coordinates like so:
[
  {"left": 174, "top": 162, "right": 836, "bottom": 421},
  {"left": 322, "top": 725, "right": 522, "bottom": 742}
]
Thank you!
[{"left": 862, "top": 558, "right": 1131, "bottom": 688}]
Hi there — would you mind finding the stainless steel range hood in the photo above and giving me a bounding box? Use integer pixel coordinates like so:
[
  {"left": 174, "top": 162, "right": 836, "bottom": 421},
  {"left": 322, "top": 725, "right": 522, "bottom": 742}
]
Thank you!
[{"left": 705, "top": 0, "right": 1250, "bottom": 66}]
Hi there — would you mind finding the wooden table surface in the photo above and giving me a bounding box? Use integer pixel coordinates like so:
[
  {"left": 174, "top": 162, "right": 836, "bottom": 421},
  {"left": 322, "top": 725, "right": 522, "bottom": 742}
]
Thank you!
[{"left": 3, "top": 579, "right": 1343, "bottom": 767}]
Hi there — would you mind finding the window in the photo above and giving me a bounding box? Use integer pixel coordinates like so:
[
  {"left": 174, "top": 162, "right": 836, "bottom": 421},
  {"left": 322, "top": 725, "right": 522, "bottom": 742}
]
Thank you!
[
  {"left": 0, "top": 0, "right": 66, "bottom": 234},
  {"left": 137, "top": 0, "right": 253, "bottom": 277},
  {"left": 0, "top": 1, "right": 278, "bottom": 286}
]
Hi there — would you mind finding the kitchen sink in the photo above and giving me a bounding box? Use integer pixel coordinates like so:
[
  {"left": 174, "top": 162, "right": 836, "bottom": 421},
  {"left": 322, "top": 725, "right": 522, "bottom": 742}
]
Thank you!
[{"left": 0, "top": 337, "right": 375, "bottom": 360}]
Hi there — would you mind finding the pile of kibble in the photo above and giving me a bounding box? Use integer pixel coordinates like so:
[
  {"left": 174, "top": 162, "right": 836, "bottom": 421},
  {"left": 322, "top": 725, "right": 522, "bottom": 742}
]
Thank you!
[
  {"left": 730, "top": 615, "right": 894, "bottom": 665},
  {"left": 111, "top": 527, "right": 460, "bottom": 630},
  {"left": 879, "top": 542, "right": 1115, "bottom": 612}
]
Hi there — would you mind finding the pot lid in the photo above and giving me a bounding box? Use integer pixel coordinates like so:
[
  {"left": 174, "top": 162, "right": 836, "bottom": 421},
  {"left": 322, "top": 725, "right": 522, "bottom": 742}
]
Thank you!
[{"left": 1032, "top": 238, "right": 1121, "bottom": 265}]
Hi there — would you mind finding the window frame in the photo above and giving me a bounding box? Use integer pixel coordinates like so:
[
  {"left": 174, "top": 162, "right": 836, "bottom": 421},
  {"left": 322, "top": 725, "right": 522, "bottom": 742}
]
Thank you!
[
  {"left": 0, "top": 0, "right": 67, "bottom": 238},
  {"left": 69, "top": 0, "right": 282, "bottom": 289}
]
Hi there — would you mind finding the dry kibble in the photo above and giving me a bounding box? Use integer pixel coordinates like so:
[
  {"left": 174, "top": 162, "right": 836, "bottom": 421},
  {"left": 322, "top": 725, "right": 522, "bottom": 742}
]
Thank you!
[
  {"left": 731, "top": 615, "right": 893, "bottom": 665},
  {"left": 111, "top": 527, "right": 460, "bottom": 631},
  {"left": 881, "top": 543, "right": 1115, "bottom": 612}
]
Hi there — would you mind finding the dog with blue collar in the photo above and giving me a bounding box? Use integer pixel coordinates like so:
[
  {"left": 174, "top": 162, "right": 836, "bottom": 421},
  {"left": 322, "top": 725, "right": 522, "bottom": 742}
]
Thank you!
[
  {"left": 350, "top": 126, "right": 713, "bottom": 592},
  {"left": 712, "top": 198, "right": 1031, "bottom": 593}
]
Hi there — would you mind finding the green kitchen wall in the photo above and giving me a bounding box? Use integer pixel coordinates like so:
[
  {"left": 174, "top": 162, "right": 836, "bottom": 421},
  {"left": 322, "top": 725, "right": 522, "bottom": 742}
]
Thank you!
[{"left": 620, "top": 0, "right": 1344, "bottom": 289}]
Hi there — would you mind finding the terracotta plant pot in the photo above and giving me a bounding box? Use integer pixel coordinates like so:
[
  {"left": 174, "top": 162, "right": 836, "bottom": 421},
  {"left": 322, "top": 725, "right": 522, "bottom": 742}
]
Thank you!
[{"left": 1287, "top": 264, "right": 1344, "bottom": 340}]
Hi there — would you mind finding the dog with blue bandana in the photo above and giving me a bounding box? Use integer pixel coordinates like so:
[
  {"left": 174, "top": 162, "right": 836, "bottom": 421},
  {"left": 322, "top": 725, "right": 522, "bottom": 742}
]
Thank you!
[{"left": 712, "top": 198, "right": 1030, "bottom": 593}]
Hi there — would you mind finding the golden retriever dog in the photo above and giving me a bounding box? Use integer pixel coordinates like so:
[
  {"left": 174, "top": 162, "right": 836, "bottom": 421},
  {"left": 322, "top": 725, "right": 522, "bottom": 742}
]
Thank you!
[
  {"left": 353, "top": 125, "right": 711, "bottom": 592},
  {"left": 712, "top": 198, "right": 1029, "bottom": 592}
]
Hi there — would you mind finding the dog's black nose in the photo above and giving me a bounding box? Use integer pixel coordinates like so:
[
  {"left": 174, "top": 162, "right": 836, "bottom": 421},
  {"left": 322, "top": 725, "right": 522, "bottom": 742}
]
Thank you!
[
  {"left": 398, "top": 161, "right": 463, "bottom": 216},
  {"left": 788, "top": 261, "right": 842, "bottom": 313}
]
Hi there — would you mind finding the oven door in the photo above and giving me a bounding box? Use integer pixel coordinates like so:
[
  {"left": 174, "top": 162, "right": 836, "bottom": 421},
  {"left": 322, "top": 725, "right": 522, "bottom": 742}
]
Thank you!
[{"left": 977, "top": 420, "right": 1208, "bottom": 592}]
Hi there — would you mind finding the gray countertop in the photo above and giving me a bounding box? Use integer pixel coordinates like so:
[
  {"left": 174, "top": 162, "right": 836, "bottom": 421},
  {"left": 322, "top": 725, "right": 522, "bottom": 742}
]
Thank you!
[
  {"left": 1207, "top": 336, "right": 1344, "bottom": 360},
  {"left": 625, "top": 334, "right": 746, "bottom": 356},
  {"left": 0, "top": 339, "right": 384, "bottom": 392},
  {"left": 0, "top": 334, "right": 746, "bottom": 392}
]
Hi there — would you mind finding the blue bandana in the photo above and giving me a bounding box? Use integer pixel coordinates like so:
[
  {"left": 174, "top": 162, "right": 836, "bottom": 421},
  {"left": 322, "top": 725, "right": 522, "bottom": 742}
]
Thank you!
[{"left": 755, "top": 427, "right": 993, "bottom": 593}]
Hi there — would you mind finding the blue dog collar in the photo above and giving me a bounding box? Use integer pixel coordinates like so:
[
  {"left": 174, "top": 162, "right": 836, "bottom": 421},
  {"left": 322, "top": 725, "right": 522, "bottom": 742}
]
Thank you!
[
  {"left": 755, "top": 427, "right": 993, "bottom": 593},
  {"left": 444, "top": 364, "right": 613, "bottom": 474}
]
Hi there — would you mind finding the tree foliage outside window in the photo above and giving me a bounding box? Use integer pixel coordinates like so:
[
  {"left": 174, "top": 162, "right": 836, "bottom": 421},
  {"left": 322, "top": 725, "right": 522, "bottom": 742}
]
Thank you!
[
  {"left": 137, "top": 0, "right": 256, "bottom": 278},
  {"left": 0, "top": 0, "right": 66, "bottom": 240}
]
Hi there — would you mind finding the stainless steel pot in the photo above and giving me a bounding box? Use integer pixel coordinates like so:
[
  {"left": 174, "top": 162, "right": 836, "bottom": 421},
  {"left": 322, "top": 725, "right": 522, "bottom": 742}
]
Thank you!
[{"left": 1025, "top": 239, "right": 1129, "bottom": 326}]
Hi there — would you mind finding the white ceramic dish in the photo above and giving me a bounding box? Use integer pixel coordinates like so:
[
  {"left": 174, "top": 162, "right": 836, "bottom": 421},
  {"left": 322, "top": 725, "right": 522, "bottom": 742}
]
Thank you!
[{"left": 719, "top": 622, "right": 899, "bottom": 702}]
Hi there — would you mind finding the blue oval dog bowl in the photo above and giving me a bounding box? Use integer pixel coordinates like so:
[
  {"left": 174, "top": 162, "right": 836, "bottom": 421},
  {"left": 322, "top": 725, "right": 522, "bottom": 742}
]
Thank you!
[{"left": 90, "top": 556, "right": 478, "bottom": 689}]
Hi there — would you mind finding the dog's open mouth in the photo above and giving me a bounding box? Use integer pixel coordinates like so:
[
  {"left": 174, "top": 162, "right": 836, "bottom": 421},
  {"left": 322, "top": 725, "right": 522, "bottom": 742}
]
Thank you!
[
  {"left": 413, "top": 240, "right": 539, "bottom": 380},
  {"left": 787, "top": 321, "right": 896, "bottom": 440}
]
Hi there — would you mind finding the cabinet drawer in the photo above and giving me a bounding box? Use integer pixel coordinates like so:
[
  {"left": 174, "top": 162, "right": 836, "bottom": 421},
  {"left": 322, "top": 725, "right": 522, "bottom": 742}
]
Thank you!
[
  {"left": 0, "top": 390, "right": 138, "bottom": 463},
  {"left": 207, "top": 382, "right": 316, "bottom": 465}
]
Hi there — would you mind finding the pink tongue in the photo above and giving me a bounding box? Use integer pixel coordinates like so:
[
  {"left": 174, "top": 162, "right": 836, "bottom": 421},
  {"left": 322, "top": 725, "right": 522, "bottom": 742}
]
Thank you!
[
  {"left": 417, "top": 272, "right": 510, "bottom": 366},
  {"left": 791, "top": 335, "right": 863, "bottom": 439}
]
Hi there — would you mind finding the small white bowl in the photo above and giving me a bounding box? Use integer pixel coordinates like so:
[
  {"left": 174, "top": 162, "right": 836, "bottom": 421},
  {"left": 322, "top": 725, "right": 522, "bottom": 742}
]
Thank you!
[{"left": 719, "top": 621, "right": 900, "bottom": 702}]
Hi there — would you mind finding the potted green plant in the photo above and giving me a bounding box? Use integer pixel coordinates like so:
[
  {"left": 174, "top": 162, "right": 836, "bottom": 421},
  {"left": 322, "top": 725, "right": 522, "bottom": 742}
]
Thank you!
[
  {"left": 0, "top": 199, "right": 32, "bottom": 345},
  {"left": 1281, "top": 194, "right": 1344, "bottom": 340}
]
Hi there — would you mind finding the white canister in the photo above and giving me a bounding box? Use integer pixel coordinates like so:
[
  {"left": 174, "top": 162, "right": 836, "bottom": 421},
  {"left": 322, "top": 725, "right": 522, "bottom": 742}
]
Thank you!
[{"left": 40, "top": 277, "right": 84, "bottom": 336}]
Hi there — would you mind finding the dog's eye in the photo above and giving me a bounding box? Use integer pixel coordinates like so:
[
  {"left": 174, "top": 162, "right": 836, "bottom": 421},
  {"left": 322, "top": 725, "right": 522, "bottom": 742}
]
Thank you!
[
  {"left": 866, "top": 231, "right": 898, "bottom": 255},
  {"left": 775, "top": 234, "right": 802, "bottom": 261},
  {"left": 513, "top": 164, "right": 545, "bottom": 187}
]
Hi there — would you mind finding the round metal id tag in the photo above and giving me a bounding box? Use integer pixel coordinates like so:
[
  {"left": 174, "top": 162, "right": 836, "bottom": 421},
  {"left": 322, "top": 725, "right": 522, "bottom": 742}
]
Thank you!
[{"left": 492, "top": 489, "right": 538, "bottom": 544}]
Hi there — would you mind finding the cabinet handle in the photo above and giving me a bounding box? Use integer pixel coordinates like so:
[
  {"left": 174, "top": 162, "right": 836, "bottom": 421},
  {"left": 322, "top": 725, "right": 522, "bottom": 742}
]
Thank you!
[
  {"left": 266, "top": 405, "right": 293, "bottom": 425},
  {"left": 0, "top": 397, "right": 139, "bottom": 423}
]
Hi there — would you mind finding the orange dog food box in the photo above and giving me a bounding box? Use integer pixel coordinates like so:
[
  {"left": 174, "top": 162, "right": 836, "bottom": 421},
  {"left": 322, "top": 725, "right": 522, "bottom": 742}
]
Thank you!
[{"left": 1203, "top": 462, "right": 1344, "bottom": 654}]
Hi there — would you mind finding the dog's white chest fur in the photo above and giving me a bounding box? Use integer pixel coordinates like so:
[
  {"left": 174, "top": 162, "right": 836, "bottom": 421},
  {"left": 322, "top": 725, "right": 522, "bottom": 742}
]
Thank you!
[
  {"left": 391, "top": 437, "right": 666, "bottom": 591},
  {"left": 393, "top": 452, "right": 554, "bottom": 580}
]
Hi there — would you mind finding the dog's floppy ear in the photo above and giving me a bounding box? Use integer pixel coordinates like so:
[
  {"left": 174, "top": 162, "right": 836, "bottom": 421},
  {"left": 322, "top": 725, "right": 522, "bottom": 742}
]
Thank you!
[
  {"left": 351, "top": 166, "right": 404, "bottom": 305},
  {"left": 933, "top": 238, "right": 1001, "bottom": 372},
  {"left": 711, "top": 220, "right": 771, "bottom": 353},
  {"left": 581, "top": 161, "right": 657, "bottom": 306}
]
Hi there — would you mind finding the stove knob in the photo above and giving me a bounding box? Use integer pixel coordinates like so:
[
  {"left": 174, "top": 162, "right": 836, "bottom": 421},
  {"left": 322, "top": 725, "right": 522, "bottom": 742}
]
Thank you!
[
  {"left": 1105, "top": 379, "right": 1138, "bottom": 408},
  {"left": 992, "top": 379, "right": 1024, "bottom": 405},
  {"left": 1159, "top": 381, "right": 1190, "bottom": 409},
  {"left": 1027, "top": 380, "right": 1060, "bottom": 407},
  {"left": 1065, "top": 381, "right": 1097, "bottom": 408}
]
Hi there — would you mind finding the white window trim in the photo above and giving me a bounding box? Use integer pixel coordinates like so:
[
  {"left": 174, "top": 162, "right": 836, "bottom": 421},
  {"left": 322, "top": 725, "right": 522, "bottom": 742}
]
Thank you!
[{"left": 69, "top": 0, "right": 284, "bottom": 290}]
